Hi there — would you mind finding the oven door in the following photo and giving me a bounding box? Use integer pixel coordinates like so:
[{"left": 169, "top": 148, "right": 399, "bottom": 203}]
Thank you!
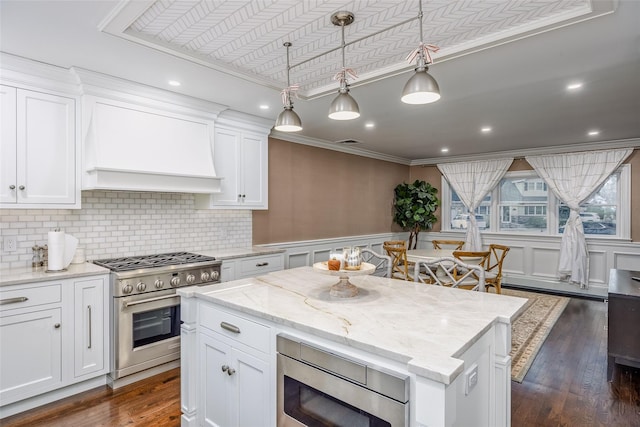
[
  {"left": 113, "top": 289, "right": 181, "bottom": 379},
  {"left": 277, "top": 354, "right": 408, "bottom": 427}
]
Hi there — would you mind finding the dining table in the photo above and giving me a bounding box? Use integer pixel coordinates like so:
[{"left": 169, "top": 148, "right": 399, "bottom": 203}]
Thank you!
[{"left": 406, "top": 248, "right": 456, "bottom": 264}]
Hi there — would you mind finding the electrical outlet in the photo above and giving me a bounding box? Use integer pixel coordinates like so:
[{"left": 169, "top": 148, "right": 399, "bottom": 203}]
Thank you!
[
  {"left": 4, "top": 236, "right": 18, "bottom": 252},
  {"left": 465, "top": 363, "right": 478, "bottom": 396}
]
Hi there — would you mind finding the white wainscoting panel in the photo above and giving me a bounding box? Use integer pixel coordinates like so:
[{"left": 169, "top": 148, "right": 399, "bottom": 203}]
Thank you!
[
  {"left": 418, "top": 232, "right": 640, "bottom": 298},
  {"left": 260, "top": 233, "right": 407, "bottom": 270},
  {"left": 260, "top": 232, "right": 640, "bottom": 299}
]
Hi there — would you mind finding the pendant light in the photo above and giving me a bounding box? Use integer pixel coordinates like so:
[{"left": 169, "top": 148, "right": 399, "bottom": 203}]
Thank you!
[
  {"left": 274, "top": 42, "right": 303, "bottom": 132},
  {"left": 328, "top": 11, "right": 360, "bottom": 121},
  {"left": 401, "top": 0, "right": 440, "bottom": 104}
]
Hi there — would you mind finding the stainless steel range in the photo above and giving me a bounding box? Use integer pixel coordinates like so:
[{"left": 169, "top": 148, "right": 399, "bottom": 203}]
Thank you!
[{"left": 93, "top": 252, "right": 221, "bottom": 386}]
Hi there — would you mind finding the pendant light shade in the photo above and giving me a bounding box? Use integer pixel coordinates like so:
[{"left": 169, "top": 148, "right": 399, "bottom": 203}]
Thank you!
[
  {"left": 401, "top": 67, "right": 440, "bottom": 104},
  {"left": 274, "top": 106, "right": 303, "bottom": 132},
  {"left": 274, "top": 42, "right": 302, "bottom": 132},
  {"left": 329, "top": 11, "right": 359, "bottom": 121},
  {"left": 402, "top": 0, "right": 441, "bottom": 105},
  {"left": 328, "top": 89, "right": 360, "bottom": 120}
]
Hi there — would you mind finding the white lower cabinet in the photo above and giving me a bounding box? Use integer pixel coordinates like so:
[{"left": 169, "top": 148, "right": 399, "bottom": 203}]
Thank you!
[
  {"left": 200, "top": 334, "right": 270, "bottom": 427},
  {"left": 220, "top": 253, "right": 284, "bottom": 282},
  {"left": 0, "top": 307, "right": 63, "bottom": 404},
  {"left": 0, "top": 274, "right": 109, "bottom": 417},
  {"left": 73, "top": 278, "right": 107, "bottom": 378}
]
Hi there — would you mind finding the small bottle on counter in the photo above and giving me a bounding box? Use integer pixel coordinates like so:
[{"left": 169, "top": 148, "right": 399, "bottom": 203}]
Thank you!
[{"left": 32, "top": 245, "right": 41, "bottom": 269}]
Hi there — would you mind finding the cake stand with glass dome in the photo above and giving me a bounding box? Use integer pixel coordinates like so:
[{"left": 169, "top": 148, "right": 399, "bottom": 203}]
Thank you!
[{"left": 312, "top": 262, "right": 375, "bottom": 298}]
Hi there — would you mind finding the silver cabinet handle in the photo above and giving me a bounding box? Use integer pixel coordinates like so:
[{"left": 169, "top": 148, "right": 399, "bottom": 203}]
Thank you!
[
  {"left": 221, "top": 365, "right": 229, "bottom": 372},
  {"left": 226, "top": 367, "right": 236, "bottom": 376},
  {"left": 9, "top": 185, "right": 15, "bottom": 190},
  {"left": 18, "top": 185, "right": 25, "bottom": 190},
  {"left": 256, "top": 262, "right": 269, "bottom": 267},
  {"left": 87, "top": 305, "right": 92, "bottom": 349},
  {"left": 0, "top": 297, "right": 28, "bottom": 305},
  {"left": 54, "top": 323, "right": 61, "bottom": 329},
  {"left": 220, "top": 321, "right": 240, "bottom": 334}
]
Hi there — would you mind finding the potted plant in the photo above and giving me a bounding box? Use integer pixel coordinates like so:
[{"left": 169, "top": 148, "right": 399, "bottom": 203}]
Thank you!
[{"left": 393, "top": 180, "right": 440, "bottom": 249}]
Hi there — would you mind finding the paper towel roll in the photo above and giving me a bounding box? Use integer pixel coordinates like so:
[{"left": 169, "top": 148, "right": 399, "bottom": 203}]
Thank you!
[{"left": 48, "top": 230, "right": 66, "bottom": 271}]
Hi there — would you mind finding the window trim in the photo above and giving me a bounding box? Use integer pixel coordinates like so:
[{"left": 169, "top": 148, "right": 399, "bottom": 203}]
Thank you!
[{"left": 440, "top": 164, "right": 630, "bottom": 239}]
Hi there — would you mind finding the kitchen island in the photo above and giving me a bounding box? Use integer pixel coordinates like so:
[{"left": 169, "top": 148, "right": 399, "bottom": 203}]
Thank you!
[{"left": 178, "top": 267, "right": 527, "bottom": 427}]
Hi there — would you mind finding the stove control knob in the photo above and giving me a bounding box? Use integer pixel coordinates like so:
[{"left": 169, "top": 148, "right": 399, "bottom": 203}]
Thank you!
[
  {"left": 136, "top": 282, "right": 146, "bottom": 292},
  {"left": 154, "top": 279, "right": 164, "bottom": 289},
  {"left": 122, "top": 282, "right": 133, "bottom": 294},
  {"left": 170, "top": 276, "right": 181, "bottom": 287},
  {"left": 201, "top": 272, "right": 211, "bottom": 282},
  {"left": 211, "top": 271, "right": 220, "bottom": 281},
  {"left": 186, "top": 274, "right": 196, "bottom": 284}
]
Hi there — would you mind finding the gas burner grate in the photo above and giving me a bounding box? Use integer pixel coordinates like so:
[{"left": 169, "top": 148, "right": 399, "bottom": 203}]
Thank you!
[{"left": 93, "top": 252, "right": 217, "bottom": 272}]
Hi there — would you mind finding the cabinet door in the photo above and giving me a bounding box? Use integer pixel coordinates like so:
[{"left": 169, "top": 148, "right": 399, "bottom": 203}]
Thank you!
[
  {"left": 239, "top": 133, "right": 267, "bottom": 208},
  {"left": 74, "top": 278, "right": 106, "bottom": 377},
  {"left": 200, "top": 333, "right": 232, "bottom": 427},
  {"left": 0, "top": 308, "right": 63, "bottom": 405},
  {"left": 212, "top": 127, "right": 242, "bottom": 206},
  {"left": 233, "top": 347, "right": 270, "bottom": 427},
  {"left": 16, "top": 89, "right": 76, "bottom": 205},
  {"left": 220, "top": 260, "right": 237, "bottom": 283},
  {"left": 0, "top": 85, "right": 17, "bottom": 204}
]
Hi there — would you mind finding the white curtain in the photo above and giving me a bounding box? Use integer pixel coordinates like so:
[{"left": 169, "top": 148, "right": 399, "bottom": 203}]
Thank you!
[
  {"left": 526, "top": 148, "right": 631, "bottom": 288},
  {"left": 438, "top": 158, "right": 513, "bottom": 250}
]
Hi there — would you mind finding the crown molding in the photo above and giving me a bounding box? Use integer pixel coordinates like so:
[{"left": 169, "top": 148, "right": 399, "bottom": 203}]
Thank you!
[
  {"left": 269, "top": 131, "right": 412, "bottom": 165},
  {"left": 410, "top": 138, "right": 640, "bottom": 166}
]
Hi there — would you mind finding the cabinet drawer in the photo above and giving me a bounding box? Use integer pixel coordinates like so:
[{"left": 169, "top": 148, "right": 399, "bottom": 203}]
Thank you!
[
  {"left": 0, "top": 283, "right": 62, "bottom": 312},
  {"left": 200, "top": 305, "right": 270, "bottom": 353},
  {"left": 237, "top": 254, "right": 283, "bottom": 278}
]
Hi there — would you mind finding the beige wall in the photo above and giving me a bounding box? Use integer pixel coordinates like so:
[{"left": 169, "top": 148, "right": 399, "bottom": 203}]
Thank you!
[
  {"left": 252, "top": 138, "right": 410, "bottom": 244},
  {"left": 254, "top": 142, "right": 638, "bottom": 244}
]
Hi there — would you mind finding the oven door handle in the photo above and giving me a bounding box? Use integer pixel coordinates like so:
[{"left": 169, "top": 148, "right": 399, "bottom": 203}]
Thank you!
[{"left": 123, "top": 294, "right": 180, "bottom": 308}]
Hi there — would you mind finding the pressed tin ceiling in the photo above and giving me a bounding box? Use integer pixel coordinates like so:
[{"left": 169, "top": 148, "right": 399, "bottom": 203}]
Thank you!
[{"left": 102, "top": 0, "right": 606, "bottom": 99}]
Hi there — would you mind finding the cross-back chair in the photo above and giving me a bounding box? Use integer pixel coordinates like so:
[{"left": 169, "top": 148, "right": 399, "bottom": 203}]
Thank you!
[
  {"left": 383, "top": 240, "right": 412, "bottom": 280},
  {"left": 360, "top": 248, "right": 392, "bottom": 278},
  {"left": 485, "top": 244, "right": 510, "bottom": 294},
  {"left": 432, "top": 240, "right": 465, "bottom": 250},
  {"left": 413, "top": 257, "right": 486, "bottom": 291}
]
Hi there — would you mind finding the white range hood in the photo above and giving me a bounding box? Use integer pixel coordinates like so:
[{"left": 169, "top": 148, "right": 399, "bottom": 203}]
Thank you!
[{"left": 77, "top": 68, "right": 227, "bottom": 194}]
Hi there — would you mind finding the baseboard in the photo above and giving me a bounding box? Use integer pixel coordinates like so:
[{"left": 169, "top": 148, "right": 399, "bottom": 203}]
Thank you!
[{"left": 0, "top": 376, "right": 107, "bottom": 419}]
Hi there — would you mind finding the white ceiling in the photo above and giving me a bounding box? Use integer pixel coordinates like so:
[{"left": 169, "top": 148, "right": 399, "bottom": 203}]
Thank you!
[{"left": 1, "top": 0, "right": 639, "bottom": 163}]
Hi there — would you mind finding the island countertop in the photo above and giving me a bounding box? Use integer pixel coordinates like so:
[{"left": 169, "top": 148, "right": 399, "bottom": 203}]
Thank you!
[{"left": 179, "top": 266, "right": 527, "bottom": 384}]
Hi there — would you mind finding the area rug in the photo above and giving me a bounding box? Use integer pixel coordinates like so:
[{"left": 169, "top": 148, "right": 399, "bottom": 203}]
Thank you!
[{"left": 498, "top": 288, "right": 570, "bottom": 383}]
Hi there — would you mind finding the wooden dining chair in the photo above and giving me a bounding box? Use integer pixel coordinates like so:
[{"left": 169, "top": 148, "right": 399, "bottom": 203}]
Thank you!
[
  {"left": 485, "top": 244, "right": 510, "bottom": 294},
  {"left": 413, "top": 258, "right": 485, "bottom": 291},
  {"left": 452, "top": 250, "right": 491, "bottom": 290},
  {"left": 383, "top": 241, "right": 412, "bottom": 280},
  {"left": 432, "top": 240, "right": 465, "bottom": 250},
  {"left": 361, "top": 248, "right": 392, "bottom": 278}
]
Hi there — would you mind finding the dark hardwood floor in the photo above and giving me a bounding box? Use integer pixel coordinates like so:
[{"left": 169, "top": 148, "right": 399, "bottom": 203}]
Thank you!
[{"left": 2, "top": 297, "right": 639, "bottom": 426}]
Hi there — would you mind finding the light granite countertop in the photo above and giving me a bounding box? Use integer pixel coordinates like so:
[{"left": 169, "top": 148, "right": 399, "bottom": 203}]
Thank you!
[
  {"left": 196, "top": 246, "right": 285, "bottom": 260},
  {"left": 0, "top": 262, "right": 110, "bottom": 287},
  {"left": 179, "top": 266, "right": 527, "bottom": 385}
]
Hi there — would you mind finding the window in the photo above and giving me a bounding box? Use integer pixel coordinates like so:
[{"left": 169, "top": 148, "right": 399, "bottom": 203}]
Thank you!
[{"left": 441, "top": 165, "right": 630, "bottom": 238}]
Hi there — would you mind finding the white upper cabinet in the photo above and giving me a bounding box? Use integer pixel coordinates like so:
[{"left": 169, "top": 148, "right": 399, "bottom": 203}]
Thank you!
[
  {"left": 195, "top": 114, "right": 272, "bottom": 210},
  {"left": 0, "top": 85, "right": 78, "bottom": 208}
]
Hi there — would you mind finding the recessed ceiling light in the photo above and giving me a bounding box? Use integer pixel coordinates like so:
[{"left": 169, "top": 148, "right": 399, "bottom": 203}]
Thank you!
[
  {"left": 587, "top": 130, "right": 600, "bottom": 136},
  {"left": 168, "top": 80, "right": 181, "bottom": 87},
  {"left": 481, "top": 126, "right": 492, "bottom": 133},
  {"left": 259, "top": 104, "right": 270, "bottom": 110},
  {"left": 566, "top": 82, "right": 583, "bottom": 91},
  {"left": 441, "top": 147, "right": 449, "bottom": 153},
  {"left": 365, "top": 122, "right": 375, "bottom": 128}
]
